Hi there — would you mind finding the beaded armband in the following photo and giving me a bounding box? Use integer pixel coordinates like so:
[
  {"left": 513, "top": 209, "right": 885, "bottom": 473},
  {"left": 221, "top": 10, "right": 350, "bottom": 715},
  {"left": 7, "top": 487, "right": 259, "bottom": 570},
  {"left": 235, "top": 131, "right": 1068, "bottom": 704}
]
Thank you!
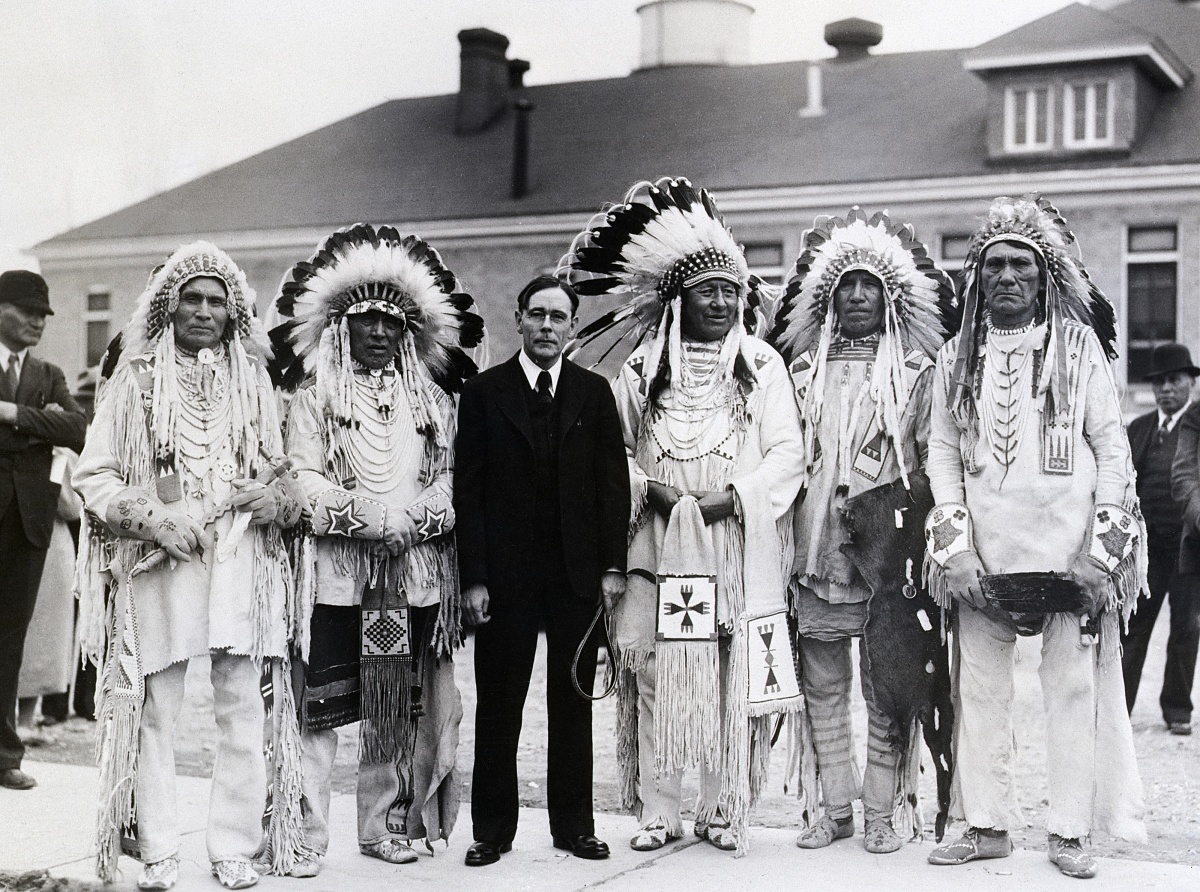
[
  {"left": 406, "top": 493, "right": 453, "bottom": 544},
  {"left": 311, "top": 488, "right": 386, "bottom": 539},
  {"left": 1087, "top": 504, "right": 1138, "bottom": 574},
  {"left": 925, "top": 502, "right": 973, "bottom": 567}
]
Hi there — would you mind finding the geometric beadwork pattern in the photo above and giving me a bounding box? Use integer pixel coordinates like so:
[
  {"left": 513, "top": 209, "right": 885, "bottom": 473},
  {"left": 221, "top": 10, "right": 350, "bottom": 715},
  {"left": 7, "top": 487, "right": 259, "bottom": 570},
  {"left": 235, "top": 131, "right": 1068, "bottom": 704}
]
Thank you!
[
  {"left": 656, "top": 575, "right": 717, "bottom": 641},
  {"left": 925, "top": 503, "right": 972, "bottom": 567},
  {"left": 746, "top": 611, "right": 800, "bottom": 705},
  {"left": 361, "top": 607, "right": 410, "bottom": 658}
]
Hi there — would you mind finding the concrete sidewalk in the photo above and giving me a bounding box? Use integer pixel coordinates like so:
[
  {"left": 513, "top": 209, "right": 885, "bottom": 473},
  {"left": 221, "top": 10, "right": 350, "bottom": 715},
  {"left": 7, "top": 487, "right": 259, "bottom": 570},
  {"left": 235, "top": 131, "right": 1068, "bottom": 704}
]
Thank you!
[{"left": 3, "top": 761, "right": 1193, "bottom": 891}]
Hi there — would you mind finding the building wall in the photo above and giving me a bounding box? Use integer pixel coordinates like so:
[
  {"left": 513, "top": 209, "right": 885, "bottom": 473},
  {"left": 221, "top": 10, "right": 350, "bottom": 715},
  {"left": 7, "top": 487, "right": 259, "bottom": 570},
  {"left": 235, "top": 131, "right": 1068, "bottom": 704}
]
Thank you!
[
  {"left": 35, "top": 233, "right": 569, "bottom": 385},
  {"left": 34, "top": 185, "right": 1200, "bottom": 423}
]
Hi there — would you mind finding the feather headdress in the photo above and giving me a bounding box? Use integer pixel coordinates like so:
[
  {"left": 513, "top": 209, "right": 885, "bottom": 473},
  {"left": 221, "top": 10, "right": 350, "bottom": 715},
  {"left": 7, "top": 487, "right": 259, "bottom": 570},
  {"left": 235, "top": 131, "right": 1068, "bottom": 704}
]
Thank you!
[
  {"left": 766, "top": 208, "right": 957, "bottom": 489},
  {"left": 950, "top": 194, "right": 1117, "bottom": 415},
  {"left": 768, "top": 207, "right": 957, "bottom": 364},
  {"left": 122, "top": 240, "right": 269, "bottom": 362},
  {"left": 559, "top": 177, "right": 764, "bottom": 379},
  {"left": 270, "top": 223, "right": 485, "bottom": 395},
  {"left": 112, "top": 241, "right": 272, "bottom": 466}
]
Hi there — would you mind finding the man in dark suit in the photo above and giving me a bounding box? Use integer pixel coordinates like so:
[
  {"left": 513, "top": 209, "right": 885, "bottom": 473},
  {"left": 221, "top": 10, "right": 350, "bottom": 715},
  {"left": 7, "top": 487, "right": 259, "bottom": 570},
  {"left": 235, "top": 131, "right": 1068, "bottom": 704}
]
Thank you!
[
  {"left": 1124, "top": 342, "right": 1199, "bottom": 735},
  {"left": 0, "top": 270, "right": 87, "bottom": 789},
  {"left": 455, "top": 275, "right": 629, "bottom": 866}
]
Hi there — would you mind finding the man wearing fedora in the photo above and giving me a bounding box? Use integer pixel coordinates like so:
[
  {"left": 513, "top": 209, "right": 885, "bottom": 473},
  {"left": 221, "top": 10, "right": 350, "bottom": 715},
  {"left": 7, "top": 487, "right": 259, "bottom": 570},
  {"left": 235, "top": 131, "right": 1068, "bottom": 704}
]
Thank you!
[
  {"left": 1124, "top": 342, "right": 1200, "bottom": 735},
  {"left": 0, "top": 270, "right": 87, "bottom": 789}
]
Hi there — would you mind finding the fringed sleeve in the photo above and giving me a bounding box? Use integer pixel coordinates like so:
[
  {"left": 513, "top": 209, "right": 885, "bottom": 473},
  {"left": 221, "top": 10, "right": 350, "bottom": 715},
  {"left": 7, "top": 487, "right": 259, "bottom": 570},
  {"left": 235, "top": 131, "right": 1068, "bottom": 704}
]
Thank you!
[
  {"left": 924, "top": 343, "right": 973, "bottom": 611},
  {"left": 72, "top": 367, "right": 158, "bottom": 666},
  {"left": 613, "top": 350, "right": 651, "bottom": 537}
]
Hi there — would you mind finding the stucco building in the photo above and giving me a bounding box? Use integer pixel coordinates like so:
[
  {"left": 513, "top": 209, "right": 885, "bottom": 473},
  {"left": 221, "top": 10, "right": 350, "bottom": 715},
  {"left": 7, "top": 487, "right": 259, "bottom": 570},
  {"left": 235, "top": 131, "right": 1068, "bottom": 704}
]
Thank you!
[{"left": 30, "top": 0, "right": 1200, "bottom": 409}]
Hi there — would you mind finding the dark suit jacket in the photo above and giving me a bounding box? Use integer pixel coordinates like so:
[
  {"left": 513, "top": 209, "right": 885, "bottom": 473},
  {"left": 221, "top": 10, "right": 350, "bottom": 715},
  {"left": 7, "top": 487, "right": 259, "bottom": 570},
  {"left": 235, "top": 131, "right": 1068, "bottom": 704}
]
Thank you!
[
  {"left": 0, "top": 355, "right": 87, "bottom": 548},
  {"left": 1128, "top": 409, "right": 1161, "bottom": 473},
  {"left": 1171, "top": 402, "right": 1200, "bottom": 575},
  {"left": 454, "top": 353, "right": 630, "bottom": 605}
]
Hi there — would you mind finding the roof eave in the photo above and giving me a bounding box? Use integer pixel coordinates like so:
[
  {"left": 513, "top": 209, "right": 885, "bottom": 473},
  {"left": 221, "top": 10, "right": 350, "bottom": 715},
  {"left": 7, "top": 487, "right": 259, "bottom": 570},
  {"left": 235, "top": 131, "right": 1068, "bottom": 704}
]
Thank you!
[{"left": 964, "top": 42, "right": 1192, "bottom": 89}]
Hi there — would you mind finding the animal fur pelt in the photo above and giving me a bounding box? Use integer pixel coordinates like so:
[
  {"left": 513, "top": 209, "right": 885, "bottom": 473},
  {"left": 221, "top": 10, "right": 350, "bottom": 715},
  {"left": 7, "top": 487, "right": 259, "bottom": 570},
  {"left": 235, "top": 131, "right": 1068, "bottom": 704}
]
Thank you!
[{"left": 838, "top": 471, "right": 953, "bottom": 840}]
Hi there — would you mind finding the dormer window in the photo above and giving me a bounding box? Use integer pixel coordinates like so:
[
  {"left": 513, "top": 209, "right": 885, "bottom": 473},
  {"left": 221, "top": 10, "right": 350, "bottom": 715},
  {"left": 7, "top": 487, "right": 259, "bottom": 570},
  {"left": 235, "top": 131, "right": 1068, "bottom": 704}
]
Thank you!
[
  {"left": 1004, "top": 85, "right": 1053, "bottom": 152},
  {"left": 1064, "top": 80, "right": 1114, "bottom": 148},
  {"left": 966, "top": 3, "right": 1190, "bottom": 163}
]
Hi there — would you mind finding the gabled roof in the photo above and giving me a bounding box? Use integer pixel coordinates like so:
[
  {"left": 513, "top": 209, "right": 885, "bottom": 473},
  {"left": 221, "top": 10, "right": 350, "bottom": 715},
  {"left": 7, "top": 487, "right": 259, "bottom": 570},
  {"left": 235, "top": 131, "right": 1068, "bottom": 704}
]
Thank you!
[
  {"left": 963, "top": 1, "right": 1191, "bottom": 87},
  {"left": 36, "top": 0, "right": 1200, "bottom": 250}
]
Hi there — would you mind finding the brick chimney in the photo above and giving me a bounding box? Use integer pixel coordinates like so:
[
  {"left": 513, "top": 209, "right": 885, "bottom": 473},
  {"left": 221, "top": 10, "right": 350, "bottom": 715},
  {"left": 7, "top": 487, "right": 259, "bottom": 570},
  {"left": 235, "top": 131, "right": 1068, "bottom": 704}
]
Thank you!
[
  {"left": 456, "top": 28, "right": 519, "bottom": 134},
  {"left": 824, "top": 18, "right": 882, "bottom": 62}
]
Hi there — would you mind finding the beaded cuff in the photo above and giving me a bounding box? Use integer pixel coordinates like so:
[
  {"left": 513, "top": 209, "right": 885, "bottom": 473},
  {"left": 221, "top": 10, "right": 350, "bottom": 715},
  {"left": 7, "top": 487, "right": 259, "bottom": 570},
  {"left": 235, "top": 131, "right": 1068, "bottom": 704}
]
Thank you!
[
  {"left": 1087, "top": 504, "right": 1139, "bottom": 574},
  {"left": 925, "top": 502, "right": 973, "bottom": 567},
  {"left": 406, "top": 493, "right": 453, "bottom": 543},
  {"left": 311, "top": 488, "right": 386, "bottom": 540}
]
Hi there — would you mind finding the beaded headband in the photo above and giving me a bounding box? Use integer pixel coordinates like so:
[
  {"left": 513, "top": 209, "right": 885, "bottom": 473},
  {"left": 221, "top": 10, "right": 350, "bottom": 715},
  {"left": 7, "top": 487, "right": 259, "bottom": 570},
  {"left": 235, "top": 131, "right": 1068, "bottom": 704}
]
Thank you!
[{"left": 660, "top": 248, "right": 743, "bottom": 297}]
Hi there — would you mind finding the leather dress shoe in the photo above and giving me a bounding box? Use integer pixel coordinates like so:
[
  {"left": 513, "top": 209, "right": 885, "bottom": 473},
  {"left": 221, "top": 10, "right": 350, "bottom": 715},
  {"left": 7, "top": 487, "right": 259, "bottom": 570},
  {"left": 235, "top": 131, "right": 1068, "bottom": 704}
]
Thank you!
[
  {"left": 0, "top": 768, "right": 37, "bottom": 790},
  {"left": 552, "top": 834, "right": 610, "bottom": 860},
  {"left": 464, "top": 841, "right": 511, "bottom": 866}
]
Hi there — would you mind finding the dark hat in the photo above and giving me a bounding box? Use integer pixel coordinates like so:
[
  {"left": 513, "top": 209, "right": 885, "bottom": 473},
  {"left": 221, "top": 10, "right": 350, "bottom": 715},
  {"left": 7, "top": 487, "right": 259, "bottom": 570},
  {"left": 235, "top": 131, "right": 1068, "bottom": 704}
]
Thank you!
[
  {"left": 1144, "top": 342, "right": 1200, "bottom": 381},
  {"left": 0, "top": 270, "right": 53, "bottom": 316}
]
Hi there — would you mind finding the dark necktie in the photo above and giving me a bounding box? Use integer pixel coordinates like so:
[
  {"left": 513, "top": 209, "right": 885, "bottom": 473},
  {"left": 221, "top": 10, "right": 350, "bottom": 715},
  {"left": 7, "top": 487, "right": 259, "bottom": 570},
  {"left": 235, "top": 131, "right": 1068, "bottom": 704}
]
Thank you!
[
  {"left": 1158, "top": 419, "right": 1170, "bottom": 445},
  {"left": 536, "top": 370, "right": 553, "bottom": 408},
  {"left": 1, "top": 359, "right": 17, "bottom": 402}
]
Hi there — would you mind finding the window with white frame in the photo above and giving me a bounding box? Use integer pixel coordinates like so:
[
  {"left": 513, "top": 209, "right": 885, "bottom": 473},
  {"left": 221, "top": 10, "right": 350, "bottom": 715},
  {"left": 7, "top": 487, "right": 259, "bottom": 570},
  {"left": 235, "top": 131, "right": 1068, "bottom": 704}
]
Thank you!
[
  {"left": 940, "top": 233, "right": 973, "bottom": 292},
  {"left": 1126, "top": 225, "right": 1178, "bottom": 381},
  {"left": 1004, "top": 85, "right": 1053, "bottom": 152},
  {"left": 1063, "top": 80, "right": 1114, "bottom": 148},
  {"left": 84, "top": 287, "right": 112, "bottom": 369},
  {"left": 743, "top": 242, "right": 785, "bottom": 285}
]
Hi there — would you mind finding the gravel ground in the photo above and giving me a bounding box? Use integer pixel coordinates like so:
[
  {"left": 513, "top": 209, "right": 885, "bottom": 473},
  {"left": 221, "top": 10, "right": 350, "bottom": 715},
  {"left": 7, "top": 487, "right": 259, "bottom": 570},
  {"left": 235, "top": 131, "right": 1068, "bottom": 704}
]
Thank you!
[{"left": 25, "top": 603, "right": 1198, "bottom": 866}]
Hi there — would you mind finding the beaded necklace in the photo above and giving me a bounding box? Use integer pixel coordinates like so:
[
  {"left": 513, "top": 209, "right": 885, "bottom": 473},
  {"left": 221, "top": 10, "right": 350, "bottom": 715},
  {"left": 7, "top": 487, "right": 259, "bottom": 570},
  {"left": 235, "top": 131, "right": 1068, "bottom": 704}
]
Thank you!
[
  {"left": 979, "top": 321, "right": 1044, "bottom": 470},
  {"left": 173, "top": 346, "right": 236, "bottom": 487},
  {"left": 345, "top": 363, "right": 412, "bottom": 490},
  {"left": 652, "top": 340, "right": 737, "bottom": 464}
]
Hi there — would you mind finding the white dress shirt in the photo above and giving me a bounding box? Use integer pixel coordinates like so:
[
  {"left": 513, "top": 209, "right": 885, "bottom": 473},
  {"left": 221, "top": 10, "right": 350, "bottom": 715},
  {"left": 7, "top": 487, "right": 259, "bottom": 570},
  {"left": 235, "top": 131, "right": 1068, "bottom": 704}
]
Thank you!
[
  {"left": 518, "top": 349, "right": 563, "bottom": 396},
  {"left": 0, "top": 342, "right": 27, "bottom": 378},
  {"left": 1158, "top": 400, "right": 1191, "bottom": 434}
]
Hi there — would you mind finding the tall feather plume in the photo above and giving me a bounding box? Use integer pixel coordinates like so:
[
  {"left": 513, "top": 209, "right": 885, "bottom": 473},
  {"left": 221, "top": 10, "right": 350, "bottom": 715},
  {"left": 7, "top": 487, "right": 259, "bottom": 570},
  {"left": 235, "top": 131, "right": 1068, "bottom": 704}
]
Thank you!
[{"left": 766, "top": 209, "right": 956, "bottom": 490}]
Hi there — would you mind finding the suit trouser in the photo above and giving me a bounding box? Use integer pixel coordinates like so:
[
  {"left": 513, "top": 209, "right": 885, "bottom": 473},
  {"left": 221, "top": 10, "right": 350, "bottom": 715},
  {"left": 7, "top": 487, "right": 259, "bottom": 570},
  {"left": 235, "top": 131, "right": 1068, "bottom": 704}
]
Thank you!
[
  {"left": 471, "top": 566, "right": 600, "bottom": 846},
  {"left": 798, "top": 636, "right": 898, "bottom": 823},
  {"left": 1121, "top": 543, "right": 1199, "bottom": 724},
  {"left": 137, "top": 652, "right": 266, "bottom": 864},
  {"left": 954, "top": 608, "right": 1097, "bottom": 838},
  {"left": 0, "top": 499, "right": 49, "bottom": 770},
  {"left": 634, "top": 646, "right": 724, "bottom": 837}
]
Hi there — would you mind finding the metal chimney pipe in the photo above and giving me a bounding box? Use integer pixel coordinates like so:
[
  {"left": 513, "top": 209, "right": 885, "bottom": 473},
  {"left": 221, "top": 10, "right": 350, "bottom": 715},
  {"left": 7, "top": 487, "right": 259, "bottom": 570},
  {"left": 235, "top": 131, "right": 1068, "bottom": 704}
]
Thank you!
[
  {"left": 798, "top": 63, "right": 825, "bottom": 117},
  {"left": 511, "top": 98, "right": 534, "bottom": 199}
]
